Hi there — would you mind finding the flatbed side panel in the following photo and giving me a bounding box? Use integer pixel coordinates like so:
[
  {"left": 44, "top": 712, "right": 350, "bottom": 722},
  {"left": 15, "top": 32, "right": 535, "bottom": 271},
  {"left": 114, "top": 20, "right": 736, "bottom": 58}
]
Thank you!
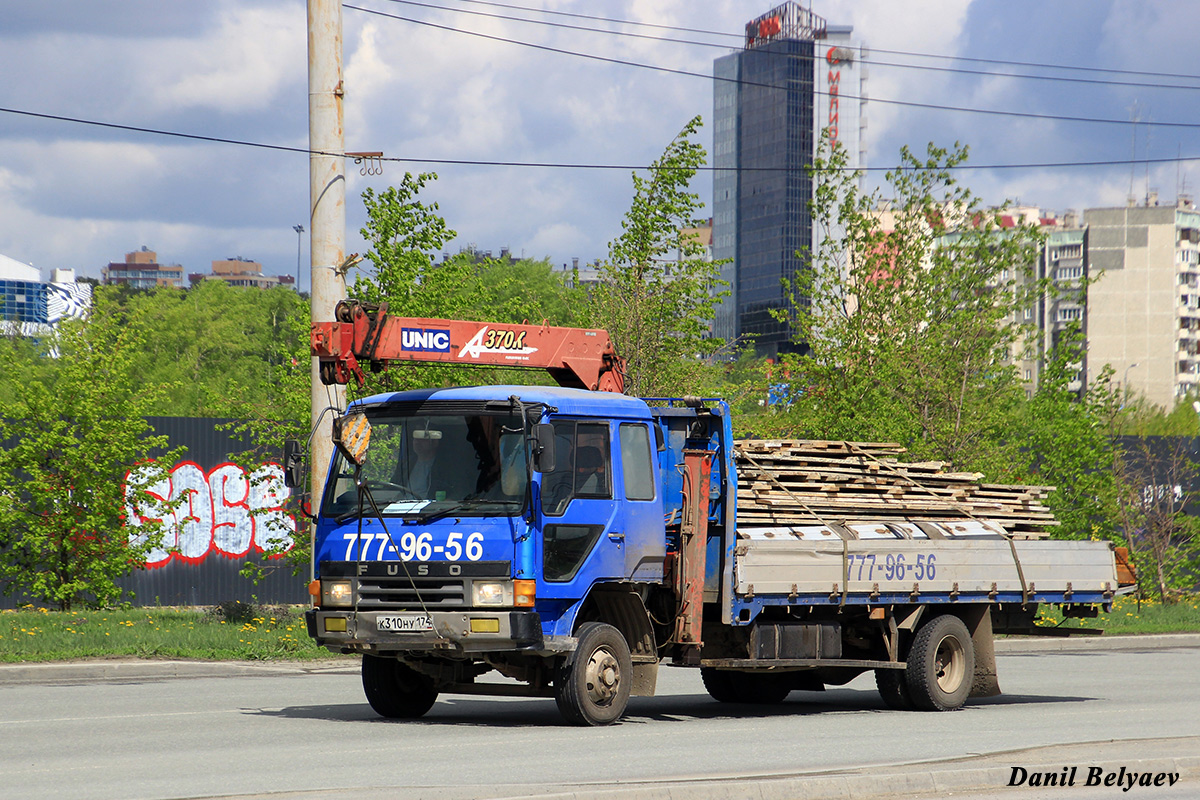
[{"left": 734, "top": 539, "right": 1117, "bottom": 599}]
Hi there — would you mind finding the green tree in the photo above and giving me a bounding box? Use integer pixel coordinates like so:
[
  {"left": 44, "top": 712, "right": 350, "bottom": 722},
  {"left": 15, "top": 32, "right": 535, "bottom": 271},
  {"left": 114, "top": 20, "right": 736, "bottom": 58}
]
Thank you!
[
  {"left": 352, "top": 176, "right": 586, "bottom": 391},
  {"left": 214, "top": 292, "right": 314, "bottom": 583},
  {"left": 590, "top": 116, "right": 728, "bottom": 397},
  {"left": 351, "top": 173, "right": 482, "bottom": 393},
  {"left": 1013, "top": 326, "right": 1121, "bottom": 541},
  {"left": 118, "top": 281, "right": 308, "bottom": 417},
  {"left": 0, "top": 301, "right": 179, "bottom": 610},
  {"left": 471, "top": 255, "right": 585, "bottom": 328},
  {"left": 773, "top": 140, "right": 1047, "bottom": 472},
  {"left": 1113, "top": 437, "right": 1200, "bottom": 603}
]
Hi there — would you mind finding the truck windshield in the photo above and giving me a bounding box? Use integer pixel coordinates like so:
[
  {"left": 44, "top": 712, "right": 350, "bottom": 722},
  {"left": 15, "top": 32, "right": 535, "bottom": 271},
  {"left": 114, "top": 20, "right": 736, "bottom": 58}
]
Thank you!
[{"left": 322, "top": 411, "right": 528, "bottom": 519}]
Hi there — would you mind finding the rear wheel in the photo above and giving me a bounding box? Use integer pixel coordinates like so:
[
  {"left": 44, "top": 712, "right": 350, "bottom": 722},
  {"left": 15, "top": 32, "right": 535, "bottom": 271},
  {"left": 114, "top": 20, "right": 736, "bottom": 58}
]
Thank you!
[
  {"left": 905, "top": 615, "right": 974, "bottom": 711},
  {"left": 361, "top": 655, "right": 438, "bottom": 719},
  {"left": 556, "top": 622, "right": 632, "bottom": 726},
  {"left": 875, "top": 668, "right": 914, "bottom": 710},
  {"left": 701, "top": 668, "right": 792, "bottom": 704},
  {"left": 700, "top": 667, "right": 739, "bottom": 703}
]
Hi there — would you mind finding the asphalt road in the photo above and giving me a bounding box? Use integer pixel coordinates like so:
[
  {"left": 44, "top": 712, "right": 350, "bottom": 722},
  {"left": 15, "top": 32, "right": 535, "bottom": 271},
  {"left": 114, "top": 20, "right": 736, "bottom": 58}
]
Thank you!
[{"left": 2, "top": 637, "right": 1198, "bottom": 800}]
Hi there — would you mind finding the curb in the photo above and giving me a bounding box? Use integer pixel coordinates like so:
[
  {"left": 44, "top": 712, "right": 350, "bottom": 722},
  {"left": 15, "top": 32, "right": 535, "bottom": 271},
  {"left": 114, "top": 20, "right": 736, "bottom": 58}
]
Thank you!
[
  {"left": 1, "top": 634, "right": 1197, "bottom": 685},
  {"left": 994, "top": 632, "right": 1200, "bottom": 653},
  {"left": 0, "top": 657, "right": 356, "bottom": 685}
]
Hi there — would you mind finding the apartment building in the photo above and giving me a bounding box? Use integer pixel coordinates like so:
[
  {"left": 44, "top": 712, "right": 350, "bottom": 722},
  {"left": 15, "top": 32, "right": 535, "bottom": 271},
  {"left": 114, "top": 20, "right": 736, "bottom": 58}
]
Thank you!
[
  {"left": 190, "top": 257, "right": 295, "bottom": 289},
  {"left": 102, "top": 247, "right": 184, "bottom": 288},
  {"left": 1085, "top": 198, "right": 1200, "bottom": 408}
]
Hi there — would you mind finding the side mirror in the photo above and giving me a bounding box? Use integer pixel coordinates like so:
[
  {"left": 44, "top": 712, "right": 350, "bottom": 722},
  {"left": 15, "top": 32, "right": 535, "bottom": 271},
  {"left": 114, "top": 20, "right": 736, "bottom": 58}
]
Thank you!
[
  {"left": 532, "top": 423, "right": 556, "bottom": 473},
  {"left": 294, "top": 492, "right": 314, "bottom": 521},
  {"left": 283, "top": 439, "right": 305, "bottom": 489}
]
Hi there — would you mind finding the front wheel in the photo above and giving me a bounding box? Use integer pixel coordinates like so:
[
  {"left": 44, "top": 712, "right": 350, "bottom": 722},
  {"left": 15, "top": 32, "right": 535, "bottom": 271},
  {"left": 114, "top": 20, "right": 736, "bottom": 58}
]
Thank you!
[
  {"left": 905, "top": 615, "right": 974, "bottom": 711},
  {"left": 361, "top": 655, "right": 438, "bottom": 719},
  {"left": 556, "top": 622, "right": 632, "bottom": 726}
]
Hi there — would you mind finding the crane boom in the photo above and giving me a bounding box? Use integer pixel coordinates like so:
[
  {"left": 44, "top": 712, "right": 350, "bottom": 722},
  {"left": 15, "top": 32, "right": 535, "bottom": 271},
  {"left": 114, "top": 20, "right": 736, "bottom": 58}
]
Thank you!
[{"left": 312, "top": 299, "right": 626, "bottom": 393}]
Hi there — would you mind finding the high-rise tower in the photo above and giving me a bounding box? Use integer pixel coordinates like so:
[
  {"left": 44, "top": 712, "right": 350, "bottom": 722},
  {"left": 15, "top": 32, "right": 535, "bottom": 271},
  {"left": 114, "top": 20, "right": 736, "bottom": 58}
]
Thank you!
[{"left": 712, "top": 3, "right": 866, "bottom": 356}]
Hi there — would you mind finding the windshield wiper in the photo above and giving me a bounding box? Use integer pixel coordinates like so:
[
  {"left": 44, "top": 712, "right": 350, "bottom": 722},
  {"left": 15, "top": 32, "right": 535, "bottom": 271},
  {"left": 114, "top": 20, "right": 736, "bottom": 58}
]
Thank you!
[{"left": 412, "top": 496, "right": 496, "bottom": 524}]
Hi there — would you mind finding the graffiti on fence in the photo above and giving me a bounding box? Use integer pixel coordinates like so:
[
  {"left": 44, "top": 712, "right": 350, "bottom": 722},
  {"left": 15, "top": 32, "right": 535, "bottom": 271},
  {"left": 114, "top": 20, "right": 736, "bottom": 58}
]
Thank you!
[{"left": 125, "top": 461, "right": 295, "bottom": 567}]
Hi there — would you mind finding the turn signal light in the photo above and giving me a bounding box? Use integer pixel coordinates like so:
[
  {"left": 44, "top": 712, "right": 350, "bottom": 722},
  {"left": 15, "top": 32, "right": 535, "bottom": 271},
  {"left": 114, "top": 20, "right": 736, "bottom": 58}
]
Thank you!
[{"left": 514, "top": 579, "right": 536, "bottom": 607}]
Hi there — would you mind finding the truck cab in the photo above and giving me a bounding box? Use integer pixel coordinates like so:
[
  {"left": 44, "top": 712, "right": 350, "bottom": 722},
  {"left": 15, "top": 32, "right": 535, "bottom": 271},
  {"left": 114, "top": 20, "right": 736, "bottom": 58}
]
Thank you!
[{"left": 305, "top": 385, "right": 711, "bottom": 724}]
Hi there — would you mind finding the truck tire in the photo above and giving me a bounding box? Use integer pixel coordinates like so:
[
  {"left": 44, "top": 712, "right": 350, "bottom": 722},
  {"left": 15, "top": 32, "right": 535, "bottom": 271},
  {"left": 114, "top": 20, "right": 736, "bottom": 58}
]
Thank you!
[
  {"left": 700, "top": 667, "right": 739, "bottom": 703},
  {"left": 361, "top": 655, "right": 438, "bottom": 719},
  {"left": 905, "top": 615, "right": 974, "bottom": 711},
  {"left": 701, "top": 668, "right": 792, "bottom": 704},
  {"left": 555, "top": 622, "right": 632, "bottom": 726},
  {"left": 875, "top": 669, "right": 914, "bottom": 710}
]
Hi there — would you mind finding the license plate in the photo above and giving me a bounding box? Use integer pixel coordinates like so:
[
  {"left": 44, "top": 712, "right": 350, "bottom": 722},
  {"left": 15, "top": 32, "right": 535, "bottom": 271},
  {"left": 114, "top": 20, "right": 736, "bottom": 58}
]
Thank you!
[{"left": 376, "top": 614, "right": 434, "bottom": 632}]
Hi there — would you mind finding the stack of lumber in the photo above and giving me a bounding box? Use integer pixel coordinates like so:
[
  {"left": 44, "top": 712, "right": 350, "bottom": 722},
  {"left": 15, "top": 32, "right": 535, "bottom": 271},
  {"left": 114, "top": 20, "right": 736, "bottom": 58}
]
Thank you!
[{"left": 735, "top": 439, "right": 1057, "bottom": 538}]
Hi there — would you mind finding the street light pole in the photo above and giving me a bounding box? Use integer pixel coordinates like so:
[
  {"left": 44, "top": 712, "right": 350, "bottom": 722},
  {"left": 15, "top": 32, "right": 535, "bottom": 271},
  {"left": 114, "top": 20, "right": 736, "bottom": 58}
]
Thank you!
[
  {"left": 293, "top": 224, "right": 305, "bottom": 292},
  {"left": 1122, "top": 362, "right": 1139, "bottom": 408}
]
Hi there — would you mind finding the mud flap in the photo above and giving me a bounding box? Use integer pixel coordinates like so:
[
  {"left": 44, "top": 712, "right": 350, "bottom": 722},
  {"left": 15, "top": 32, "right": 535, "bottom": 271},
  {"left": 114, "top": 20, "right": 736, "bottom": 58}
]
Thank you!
[
  {"left": 630, "top": 661, "right": 658, "bottom": 697},
  {"left": 961, "top": 606, "right": 1001, "bottom": 698}
]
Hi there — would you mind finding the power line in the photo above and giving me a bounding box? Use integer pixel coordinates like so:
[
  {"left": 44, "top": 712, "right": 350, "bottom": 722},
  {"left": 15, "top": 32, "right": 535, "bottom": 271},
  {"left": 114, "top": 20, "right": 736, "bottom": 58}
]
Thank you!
[
  {"left": 429, "top": 0, "right": 1200, "bottom": 83},
  {"left": 440, "top": 0, "right": 742, "bottom": 41},
  {"left": 346, "top": 4, "right": 1200, "bottom": 130},
  {"left": 374, "top": 0, "right": 1200, "bottom": 93},
  {"left": 0, "top": 106, "right": 318, "bottom": 157},
  {"left": 5, "top": 105, "right": 1199, "bottom": 174}
]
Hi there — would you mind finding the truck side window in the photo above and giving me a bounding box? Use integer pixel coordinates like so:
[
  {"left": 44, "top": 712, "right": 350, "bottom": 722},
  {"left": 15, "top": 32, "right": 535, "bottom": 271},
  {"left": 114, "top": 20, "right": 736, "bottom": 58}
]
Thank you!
[
  {"left": 541, "top": 421, "right": 611, "bottom": 515},
  {"left": 619, "top": 423, "right": 655, "bottom": 501}
]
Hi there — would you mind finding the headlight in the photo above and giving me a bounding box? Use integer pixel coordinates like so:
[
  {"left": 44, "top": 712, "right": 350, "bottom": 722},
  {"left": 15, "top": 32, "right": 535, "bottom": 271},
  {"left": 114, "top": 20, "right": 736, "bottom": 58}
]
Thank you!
[
  {"left": 321, "top": 580, "right": 353, "bottom": 607},
  {"left": 472, "top": 581, "right": 514, "bottom": 606}
]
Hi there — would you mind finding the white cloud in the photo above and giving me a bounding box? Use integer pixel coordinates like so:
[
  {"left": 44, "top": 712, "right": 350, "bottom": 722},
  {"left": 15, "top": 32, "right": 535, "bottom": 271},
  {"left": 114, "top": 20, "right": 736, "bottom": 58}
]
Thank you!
[{"left": 146, "top": 6, "right": 305, "bottom": 114}]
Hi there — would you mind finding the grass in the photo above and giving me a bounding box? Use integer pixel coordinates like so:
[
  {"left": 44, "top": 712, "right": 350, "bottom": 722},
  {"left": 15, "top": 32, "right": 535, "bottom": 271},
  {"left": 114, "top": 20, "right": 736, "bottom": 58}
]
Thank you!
[
  {"left": 1034, "top": 593, "right": 1200, "bottom": 635},
  {"left": 2, "top": 594, "right": 1197, "bottom": 663},
  {"left": 0, "top": 604, "right": 339, "bottom": 663}
]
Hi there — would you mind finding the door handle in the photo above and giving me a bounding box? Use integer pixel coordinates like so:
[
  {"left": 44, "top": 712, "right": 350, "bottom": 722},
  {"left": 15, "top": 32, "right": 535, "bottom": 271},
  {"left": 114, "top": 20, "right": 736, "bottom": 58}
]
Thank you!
[{"left": 607, "top": 531, "right": 625, "bottom": 541}]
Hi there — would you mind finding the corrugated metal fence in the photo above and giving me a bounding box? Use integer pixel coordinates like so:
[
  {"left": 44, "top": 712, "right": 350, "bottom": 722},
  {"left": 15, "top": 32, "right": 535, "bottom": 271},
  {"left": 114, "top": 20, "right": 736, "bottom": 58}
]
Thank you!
[{"left": 1, "top": 417, "right": 307, "bottom": 609}]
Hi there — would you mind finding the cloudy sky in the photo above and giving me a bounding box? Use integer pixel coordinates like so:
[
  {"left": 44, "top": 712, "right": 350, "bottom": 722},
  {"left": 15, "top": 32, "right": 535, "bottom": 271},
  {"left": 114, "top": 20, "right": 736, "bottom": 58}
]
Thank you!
[{"left": 1, "top": 1, "right": 1198, "bottom": 289}]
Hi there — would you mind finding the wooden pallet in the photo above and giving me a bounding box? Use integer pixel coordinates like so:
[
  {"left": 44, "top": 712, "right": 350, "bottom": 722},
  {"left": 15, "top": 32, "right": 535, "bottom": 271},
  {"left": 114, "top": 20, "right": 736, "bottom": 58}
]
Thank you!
[{"left": 734, "top": 439, "right": 1057, "bottom": 538}]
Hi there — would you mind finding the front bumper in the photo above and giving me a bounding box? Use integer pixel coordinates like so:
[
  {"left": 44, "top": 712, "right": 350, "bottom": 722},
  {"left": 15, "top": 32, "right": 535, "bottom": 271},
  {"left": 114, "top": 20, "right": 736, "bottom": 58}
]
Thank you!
[{"left": 306, "top": 608, "right": 542, "bottom": 654}]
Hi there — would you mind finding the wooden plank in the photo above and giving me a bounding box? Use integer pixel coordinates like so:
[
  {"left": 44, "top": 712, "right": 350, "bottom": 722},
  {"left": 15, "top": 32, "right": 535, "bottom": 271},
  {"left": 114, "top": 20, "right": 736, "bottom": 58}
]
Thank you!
[{"left": 731, "top": 438, "right": 1059, "bottom": 535}]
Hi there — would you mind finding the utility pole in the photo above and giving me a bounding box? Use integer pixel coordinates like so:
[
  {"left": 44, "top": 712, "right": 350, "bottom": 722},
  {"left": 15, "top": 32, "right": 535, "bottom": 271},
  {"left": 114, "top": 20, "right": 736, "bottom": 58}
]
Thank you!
[{"left": 307, "top": 0, "right": 346, "bottom": 573}]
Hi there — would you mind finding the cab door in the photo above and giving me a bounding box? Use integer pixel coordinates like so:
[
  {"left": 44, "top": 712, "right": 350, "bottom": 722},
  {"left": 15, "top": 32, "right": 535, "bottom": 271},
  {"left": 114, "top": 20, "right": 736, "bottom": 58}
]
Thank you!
[
  {"left": 535, "top": 419, "right": 622, "bottom": 600},
  {"left": 614, "top": 421, "right": 666, "bottom": 580}
]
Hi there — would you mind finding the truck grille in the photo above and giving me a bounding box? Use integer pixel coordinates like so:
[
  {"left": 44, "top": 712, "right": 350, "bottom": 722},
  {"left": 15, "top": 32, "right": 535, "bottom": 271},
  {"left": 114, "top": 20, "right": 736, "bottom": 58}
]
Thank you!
[
  {"left": 355, "top": 576, "right": 467, "bottom": 610},
  {"left": 320, "top": 560, "right": 512, "bottom": 612}
]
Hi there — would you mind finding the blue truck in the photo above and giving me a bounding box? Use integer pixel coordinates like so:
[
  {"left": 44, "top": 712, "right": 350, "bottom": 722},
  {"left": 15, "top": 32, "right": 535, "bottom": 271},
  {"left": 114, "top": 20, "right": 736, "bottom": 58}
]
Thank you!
[{"left": 295, "top": 304, "right": 1128, "bottom": 725}]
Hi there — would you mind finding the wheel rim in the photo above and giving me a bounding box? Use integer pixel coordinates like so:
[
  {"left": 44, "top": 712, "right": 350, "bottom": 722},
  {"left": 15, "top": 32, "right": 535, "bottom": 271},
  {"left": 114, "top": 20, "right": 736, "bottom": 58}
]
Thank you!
[
  {"left": 583, "top": 646, "right": 621, "bottom": 707},
  {"left": 934, "top": 635, "right": 966, "bottom": 693}
]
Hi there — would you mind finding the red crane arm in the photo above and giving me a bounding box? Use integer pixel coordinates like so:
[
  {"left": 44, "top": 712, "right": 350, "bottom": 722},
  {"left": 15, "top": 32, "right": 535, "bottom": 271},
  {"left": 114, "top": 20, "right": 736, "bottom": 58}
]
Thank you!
[{"left": 312, "top": 300, "right": 626, "bottom": 393}]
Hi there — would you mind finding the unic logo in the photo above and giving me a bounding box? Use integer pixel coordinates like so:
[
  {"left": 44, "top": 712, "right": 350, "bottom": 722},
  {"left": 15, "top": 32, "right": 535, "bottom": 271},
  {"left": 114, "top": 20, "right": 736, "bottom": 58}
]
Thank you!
[{"left": 401, "top": 327, "right": 452, "bottom": 352}]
